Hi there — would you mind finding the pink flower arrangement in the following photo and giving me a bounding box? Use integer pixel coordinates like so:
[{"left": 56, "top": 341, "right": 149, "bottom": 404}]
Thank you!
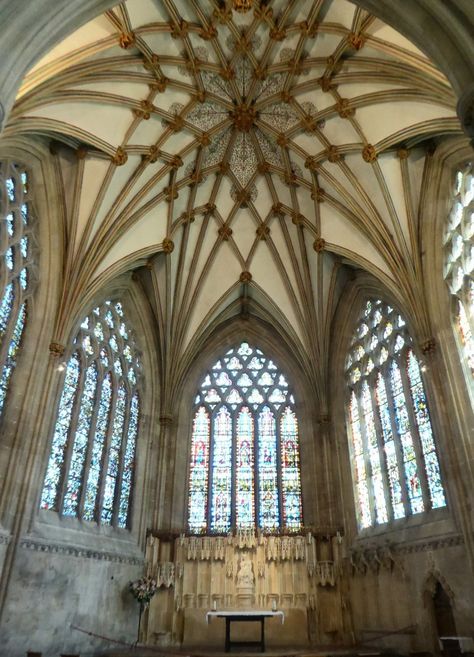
[{"left": 129, "top": 576, "right": 158, "bottom": 606}]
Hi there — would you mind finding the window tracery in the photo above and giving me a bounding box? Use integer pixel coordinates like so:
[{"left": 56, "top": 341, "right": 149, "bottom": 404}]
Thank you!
[
  {"left": 444, "top": 163, "right": 474, "bottom": 377},
  {"left": 0, "top": 162, "right": 36, "bottom": 416},
  {"left": 346, "top": 300, "right": 446, "bottom": 530},
  {"left": 40, "top": 301, "right": 141, "bottom": 529},
  {"left": 188, "top": 342, "right": 302, "bottom": 534}
]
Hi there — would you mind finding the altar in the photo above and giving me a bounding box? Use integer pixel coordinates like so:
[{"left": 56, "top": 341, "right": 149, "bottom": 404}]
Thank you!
[
  {"left": 141, "top": 529, "right": 345, "bottom": 649},
  {"left": 206, "top": 610, "right": 285, "bottom": 652}
]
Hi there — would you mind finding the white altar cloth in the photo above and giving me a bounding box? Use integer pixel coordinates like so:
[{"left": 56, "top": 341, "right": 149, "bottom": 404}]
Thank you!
[{"left": 206, "top": 610, "right": 285, "bottom": 624}]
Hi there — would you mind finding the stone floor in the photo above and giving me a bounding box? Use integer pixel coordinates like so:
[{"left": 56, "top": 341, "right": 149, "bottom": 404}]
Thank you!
[{"left": 101, "top": 646, "right": 382, "bottom": 657}]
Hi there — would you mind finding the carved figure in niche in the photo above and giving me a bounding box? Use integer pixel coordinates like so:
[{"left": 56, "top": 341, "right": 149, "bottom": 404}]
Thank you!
[{"left": 237, "top": 557, "right": 254, "bottom": 588}]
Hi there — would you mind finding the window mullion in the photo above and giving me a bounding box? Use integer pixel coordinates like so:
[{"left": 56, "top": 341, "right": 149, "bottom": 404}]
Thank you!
[
  {"left": 399, "top": 352, "right": 431, "bottom": 511},
  {"left": 356, "top": 389, "right": 376, "bottom": 526},
  {"left": 57, "top": 359, "right": 86, "bottom": 513},
  {"left": 95, "top": 382, "right": 118, "bottom": 523}
]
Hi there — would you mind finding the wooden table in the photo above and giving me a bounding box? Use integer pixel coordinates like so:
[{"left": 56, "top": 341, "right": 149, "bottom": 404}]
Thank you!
[{"left": 206, "top": 610, "right": 284, "bottom": 652}]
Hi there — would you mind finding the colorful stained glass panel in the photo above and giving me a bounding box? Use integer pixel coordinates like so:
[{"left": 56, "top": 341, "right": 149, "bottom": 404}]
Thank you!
[
  {"left": 258, "top": 406, "right": 279, "bottom": 531},
  {"left": 280, "top": 407, "right": 302, "bottom": 530},
  {"left": 235, "top": 407, "right": 255, "bottom": 529},
  {"left": 188, "top": 406, "right": 211, "bottom": 533},
  {"left": 210, "top": 407, "right": 232, "bottom": 533}
]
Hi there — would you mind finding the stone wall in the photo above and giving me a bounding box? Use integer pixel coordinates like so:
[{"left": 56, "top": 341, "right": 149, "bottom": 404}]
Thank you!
[
  {"left": 0, "top": 538, "right": 143, "bottom": 657},
  {"left": 348, "top": 532, "right": 474, "bottom": 653}
]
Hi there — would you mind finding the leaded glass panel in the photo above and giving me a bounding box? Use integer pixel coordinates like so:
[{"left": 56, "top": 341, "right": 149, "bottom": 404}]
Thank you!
[
  {"left": 40, "top": 300, "right": 141, "bottom": 528},
  {"left": 0, "top": 163, "right": 36, "bottom": 416},
  {"left": 445, "top": 163, "right": 474, "bottom": 377},
  {"left": 346, "top": 299, "right": 446, "bottom": 530},
  {"left": 188, "top": 342, "right": 303, "bottom": 533}
]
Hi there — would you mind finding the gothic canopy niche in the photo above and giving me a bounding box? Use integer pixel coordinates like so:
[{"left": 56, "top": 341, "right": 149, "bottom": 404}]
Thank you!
[{"left": 5, "top": 0, "right": 461, "bottom": 358}]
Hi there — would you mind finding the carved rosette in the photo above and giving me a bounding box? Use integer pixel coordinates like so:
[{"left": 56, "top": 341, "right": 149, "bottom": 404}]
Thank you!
[
  {"left": 313, "top": 237, "right": 326, "bottom": 253},
  {"left": 362, "top": 144, "right": 377, "bottom": 163},
  {"left": 162, "top": 238, "right": 174, "bottom": 254}
]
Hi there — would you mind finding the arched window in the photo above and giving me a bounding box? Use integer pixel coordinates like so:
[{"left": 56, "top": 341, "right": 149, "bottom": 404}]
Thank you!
[
  {"left": 444, "top": 163, "right": 474, "bottom": 377},
  {"left": 346, "top": 300, "right": 446, "bottom": 530},
  {"left": 0, "top": 162, "right": 36, "bottom": 416},
  {"left": 188, "top": 341, "right": 303, "bottom": 534},
  {"left": 40, "top": 300, "right": 141, "bottom": 529}
]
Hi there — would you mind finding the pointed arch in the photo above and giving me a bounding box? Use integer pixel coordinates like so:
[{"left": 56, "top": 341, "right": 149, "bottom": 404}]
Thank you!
[
  {"left": 40, "top": 299, "right": 142, "bottom": 529},
  {"left": 345, "top": 298, "right": 446, "bottom": 529},
  {"left": 187, "top": 341, "right": 303, "bottom": 534}
]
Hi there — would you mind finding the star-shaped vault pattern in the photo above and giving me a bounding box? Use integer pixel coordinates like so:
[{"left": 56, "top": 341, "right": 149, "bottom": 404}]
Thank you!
[{"left": 7, "top": 0, "right": 461, "bottom": 406}]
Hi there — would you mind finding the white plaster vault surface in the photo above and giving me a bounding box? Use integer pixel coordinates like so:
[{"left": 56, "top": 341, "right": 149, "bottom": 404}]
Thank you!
[{"left": 5, "top": 0, "right": 461, "bottom": 355}]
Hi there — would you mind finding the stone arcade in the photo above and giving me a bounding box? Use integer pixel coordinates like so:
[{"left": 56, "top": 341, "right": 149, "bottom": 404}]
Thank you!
[{"left": 0, "top": 1, "right": 473, "bottom": 656}]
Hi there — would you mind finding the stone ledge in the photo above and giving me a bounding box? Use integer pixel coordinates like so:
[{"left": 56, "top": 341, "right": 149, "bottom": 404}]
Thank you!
[{"left": 19, "top": 537, "right": 144, "bottom": 565}]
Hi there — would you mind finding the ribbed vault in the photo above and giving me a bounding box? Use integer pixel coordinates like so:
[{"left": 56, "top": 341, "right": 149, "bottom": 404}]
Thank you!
[{"left": 4, "top": 0, "right": 463, "bottom": 407}]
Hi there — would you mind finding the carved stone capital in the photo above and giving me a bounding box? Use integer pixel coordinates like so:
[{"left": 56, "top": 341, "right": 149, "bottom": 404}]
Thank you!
[
  {"left": 457, "top": 83, "right": 474, "bottom": 143},
  {"left": 49, "top": 342, "right": 65, "bottom": 357},
  {"left": 420, "top": 337, "right": 436, "bottom": 355}
]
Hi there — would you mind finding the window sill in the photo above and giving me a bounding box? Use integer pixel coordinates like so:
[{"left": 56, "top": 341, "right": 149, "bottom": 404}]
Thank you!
[
  {"left": 353, "top": 506, "right": 455, "bottom": 546},
  {"left": 27, "top": 509, "right": 144, "bottom": 560}
]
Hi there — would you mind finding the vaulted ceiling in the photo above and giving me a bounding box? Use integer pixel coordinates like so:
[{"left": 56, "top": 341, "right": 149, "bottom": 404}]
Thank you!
[{"left": 4, "top": 0, "right": 462, "bottom": 403}]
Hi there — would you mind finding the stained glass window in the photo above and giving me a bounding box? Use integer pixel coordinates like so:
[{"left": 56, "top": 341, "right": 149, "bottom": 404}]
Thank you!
[
  {"left": 188, "top": 342, "right": 303, "bottom": 533},
  {"left": 346, "top": 299, "right": 446, "bottom": 529},
  {"left": 0, "top": 163, "right": 36, "bottom": 417},
  {"left": 40, "top": 301, "right": 141, "bottom": 529},
  {"left": 444, "top": 163, "right": 474, "bottom": 378}
]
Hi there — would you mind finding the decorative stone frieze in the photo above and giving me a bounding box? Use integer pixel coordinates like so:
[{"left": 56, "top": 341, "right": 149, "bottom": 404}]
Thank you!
[{"left": 20, "top": 537, "right": 143, "bottom": 565}]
